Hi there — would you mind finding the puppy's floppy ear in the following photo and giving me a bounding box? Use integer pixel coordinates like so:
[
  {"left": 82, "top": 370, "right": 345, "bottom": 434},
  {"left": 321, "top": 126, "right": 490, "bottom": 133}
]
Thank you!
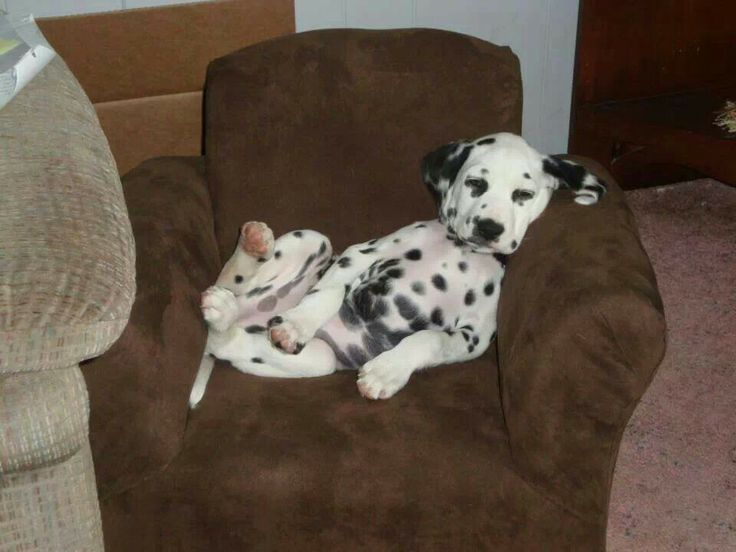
[
  {"left": 421, "top": 141, "right": 474, "bottom": 206},
  {"left": 542, "top": 155, "right": 607, "bottom": 205}
]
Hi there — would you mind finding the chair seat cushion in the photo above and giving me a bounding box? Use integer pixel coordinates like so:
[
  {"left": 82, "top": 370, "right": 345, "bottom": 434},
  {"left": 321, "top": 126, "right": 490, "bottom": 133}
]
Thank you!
[{"left": 99, "top": 356, "right": 602, "bottom": 551}]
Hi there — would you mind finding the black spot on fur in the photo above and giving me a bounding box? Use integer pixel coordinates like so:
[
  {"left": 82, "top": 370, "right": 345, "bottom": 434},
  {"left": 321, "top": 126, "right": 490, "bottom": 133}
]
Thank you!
[
  {"left": 257, "top": 257, "right": 267, "bottom": 263},
  {"left": 386, "top": 268, "right": 404, "bottom": 279},
  {"left": 337, "top": 256, "right": 352, "bottom": 268},
  {"left": 410, "top": 317, "right": 429, "bottom": 331},
  {"left": 234, "top": 275, "right": 244, "bottom": 284},
  {"left": 422, "top": 142, "right": 474, "bottom": 205},
  {"left": 415, "top": 223, "right": 427, "bottom": 228},
  {"left": 368, "top": 239, "right": 378, "bottom": 245},
  {"left": 347, "top": 345, "right": 369, "bottom": 367},
  {"left": 543, "top": 156, "right": 607, "bottom": 200},
  {"left": 458, "top": 261, "right": 467, "bottom": 272},
  {"left": 405, "top": 249, "right": 422, "bottom": 261},
  {"left": 317, "top": 258, "right": 335, "bottom": 279},
  {"left": 268, "top": 316, "right": 283, "bottom": 327},
  {"left": 353, "top": 288, "right": 389, "bottom": 321},
  {"left": 359, "top": 247, "right": 376, "bottom": 254},
  {"left": 523, "top": 172, "right": 531, "bottom": 179},
  {"left": 339, "top": 302, "right": 361, "bottom": 327},
  {"left": 296, "top": 253, "right": 317, "bottom": 277},
  {"left": 511, "top": 240, "right": 518, "bottom": 249},
  {"left": 245, "top": 325, "right": 266, "bottom": 334},
  {"left": 251, "top": 357, "right": 263, "bottom": 363},
  {"left": 394, "top": 294, "right": 419, "bottom": 320},
  {"left": 468, "top": 344, "right": 475, "bottom": 353},
  {"left": 393, "top": 238, "right": 401, "bottom": 243},
  {"left": 472, "top": 335, "right": 480, "bottom": 345},
  {"left": 477, "top": 137, "right": 496, "bottom": 145},
  {"left": 465, "top": 289, "right": 476, "bottom": 306},
  {"left": 293, "top": 231, "right": 303, "bottom": 237},
  {"left": 431, "top": 274, "right": 447, "bottom": 291},
  {"left": 319, "top": 241, "right": 327, "bottom": 254},
  {"left": 274, "top": 250, "right": 282, "bottom": 259},
  {"left": 411, "top": 281, "right": 426, "bottom": 295},
  {"left": 246, "top": 284, "right": 273, "bottom": 298},
  {"left": 484, "top": 281, "right": 495, "bottom": 296},
  {"left": 430, "top": 307, "right": 444, "bottom": 326},
  {"left": 362, "top": 332, "right": 387, "bottom": 358}
]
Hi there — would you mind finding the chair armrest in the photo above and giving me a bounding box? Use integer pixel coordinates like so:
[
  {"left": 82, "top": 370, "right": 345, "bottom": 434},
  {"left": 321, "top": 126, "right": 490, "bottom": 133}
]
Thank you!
[
  {"left": 0, "top": 58, "right": 135, "bottom": 373},
  {"left": 497, "top": 156, "right": 666, "bottom": 521},
  {"left": 82, "top": 156, "right": 220, "bottom": 498}
]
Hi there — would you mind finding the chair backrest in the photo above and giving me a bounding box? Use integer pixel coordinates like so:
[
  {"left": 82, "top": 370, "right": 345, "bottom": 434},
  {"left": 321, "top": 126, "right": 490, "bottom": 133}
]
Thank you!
[{"left": 205, "top": 28, "right": 522, "bottom": 257}]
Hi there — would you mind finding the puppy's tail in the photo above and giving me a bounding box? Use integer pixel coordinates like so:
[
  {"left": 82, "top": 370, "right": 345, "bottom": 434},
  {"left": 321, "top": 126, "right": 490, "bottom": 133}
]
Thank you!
[{"left": 188, "top": 353, "right": 215, "bottom": 409}]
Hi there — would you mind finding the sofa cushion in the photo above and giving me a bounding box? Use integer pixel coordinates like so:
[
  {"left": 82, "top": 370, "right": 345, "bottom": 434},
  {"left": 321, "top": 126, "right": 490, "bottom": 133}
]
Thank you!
[
  {"left": 205, "top": 28, "right": 522, "bottom": 259},
  {"left": 0, "top": 366, "right": 88, "bottom": 474},
  {"left": 81, "top": 157, "right": 220, "bottom": 498}
]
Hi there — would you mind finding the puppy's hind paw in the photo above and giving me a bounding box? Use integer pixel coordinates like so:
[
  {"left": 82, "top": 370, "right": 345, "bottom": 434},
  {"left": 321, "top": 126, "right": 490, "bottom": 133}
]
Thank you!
[
  {"left": 267, "top": 316, "right": 305, "bottom": 355},
  {"left": 240, "top": 221, "right": 275, "bottom": 259}
]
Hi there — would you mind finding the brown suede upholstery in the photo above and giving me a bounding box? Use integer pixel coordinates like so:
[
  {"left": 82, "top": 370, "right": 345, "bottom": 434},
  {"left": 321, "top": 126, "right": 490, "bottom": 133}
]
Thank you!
[
  {"left": 87, "top": 30, "right": 666, "bottom": 551},
  {"left": 82, "top": 157, "right": 220, "bottom": 499},
  {"left": 205, "top": 28, "right": 522, "bottom": 259}
]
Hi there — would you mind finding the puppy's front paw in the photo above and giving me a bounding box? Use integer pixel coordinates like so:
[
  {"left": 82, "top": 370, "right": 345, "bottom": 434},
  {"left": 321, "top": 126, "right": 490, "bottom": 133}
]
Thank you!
[
  {"left": 240, "top": 221, "right": 275, "bottom": 259},
  {"left": 357, "top": 358, "right": 411, "bottom": 400},
  {"left": 267, "top": 316, "right": 305, "bottom": 354},
  {"left": 201, "top": 286, "right": 239, "bottom": 332}
]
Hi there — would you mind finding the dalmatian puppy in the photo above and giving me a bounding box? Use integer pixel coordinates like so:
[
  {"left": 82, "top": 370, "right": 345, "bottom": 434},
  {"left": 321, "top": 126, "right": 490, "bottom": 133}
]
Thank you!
[{"left": 188, "top": 132, "right": 606, "bottom": 407}]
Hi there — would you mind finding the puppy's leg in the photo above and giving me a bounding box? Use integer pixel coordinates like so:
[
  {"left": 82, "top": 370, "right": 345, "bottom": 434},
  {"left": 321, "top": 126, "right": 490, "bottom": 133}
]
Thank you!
[
  {"left": 207, "top": 325, "right": 338, "bottom": 378},
  {"left": 268, "top": 242, "right": 380, "bottom": 353},
  {"left": 357, "top": 322, "right": 493, "bottom": 400}
]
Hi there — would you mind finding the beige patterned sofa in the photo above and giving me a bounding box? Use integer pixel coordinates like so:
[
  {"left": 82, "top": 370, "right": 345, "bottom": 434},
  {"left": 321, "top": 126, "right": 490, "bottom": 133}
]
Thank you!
[{"left": 0, "top": 58, "right": 135, "bottom": 551}]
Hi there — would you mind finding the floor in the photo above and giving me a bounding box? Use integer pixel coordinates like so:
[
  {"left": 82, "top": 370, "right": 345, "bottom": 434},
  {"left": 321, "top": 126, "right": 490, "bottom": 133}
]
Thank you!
[{"left": 607, "top": 179, "right": 736, "bottom": 551}]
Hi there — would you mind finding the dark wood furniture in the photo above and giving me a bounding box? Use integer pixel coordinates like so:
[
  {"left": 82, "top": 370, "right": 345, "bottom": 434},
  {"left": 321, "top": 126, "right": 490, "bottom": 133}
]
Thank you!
[{"left": 569, "top": 0, "right": 736, "bottom": 189}]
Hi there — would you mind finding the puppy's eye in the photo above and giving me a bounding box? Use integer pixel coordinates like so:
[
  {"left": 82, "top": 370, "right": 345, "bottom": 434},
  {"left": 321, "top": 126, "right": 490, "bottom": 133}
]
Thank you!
[
  {"left": 512, "top": 189, "right": 535, "bottom": 202},
  {"left": 464, "top": 177, "right": 488, "bottom": 197}
]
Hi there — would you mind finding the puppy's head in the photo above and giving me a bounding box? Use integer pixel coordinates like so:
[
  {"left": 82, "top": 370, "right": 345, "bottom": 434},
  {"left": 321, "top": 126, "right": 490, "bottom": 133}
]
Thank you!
[{"left": 421, "top": 132, "right": 606, "bottom": 254}]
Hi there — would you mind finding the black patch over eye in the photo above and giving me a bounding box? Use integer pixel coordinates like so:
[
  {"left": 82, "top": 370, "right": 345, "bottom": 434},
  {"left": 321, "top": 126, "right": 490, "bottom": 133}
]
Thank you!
[
  {"left": 464, "top": 177, "right": 488, "bottom": 198},
  {"left": 512, "top": 189, "right": 535, "bottom": 202}
]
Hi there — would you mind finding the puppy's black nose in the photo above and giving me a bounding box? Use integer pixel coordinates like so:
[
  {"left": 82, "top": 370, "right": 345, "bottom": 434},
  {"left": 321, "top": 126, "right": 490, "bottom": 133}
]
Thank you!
[{"left": 474, "top": 218, "right": 504, "bottom": 242}]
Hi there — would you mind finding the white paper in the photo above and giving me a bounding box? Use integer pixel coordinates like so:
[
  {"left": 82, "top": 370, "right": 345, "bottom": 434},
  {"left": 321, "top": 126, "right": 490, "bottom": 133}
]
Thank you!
[{"left": 0, "top": 13, "right": 55, "bottom": 110}]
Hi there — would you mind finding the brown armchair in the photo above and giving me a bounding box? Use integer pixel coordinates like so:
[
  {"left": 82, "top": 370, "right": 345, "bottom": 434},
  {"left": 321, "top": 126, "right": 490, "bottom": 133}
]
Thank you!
[{"left": 83, "top": 29, "right": 665, "bottom": 550}]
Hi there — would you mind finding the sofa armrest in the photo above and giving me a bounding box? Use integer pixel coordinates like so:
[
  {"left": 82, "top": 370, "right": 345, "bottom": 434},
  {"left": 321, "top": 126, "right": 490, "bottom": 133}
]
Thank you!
[
  {"left": 0, "top": 58, "right": 135, "bottom": 373},
  {"left": 497, "top": 157, "right": 666, "bottom": 521}
]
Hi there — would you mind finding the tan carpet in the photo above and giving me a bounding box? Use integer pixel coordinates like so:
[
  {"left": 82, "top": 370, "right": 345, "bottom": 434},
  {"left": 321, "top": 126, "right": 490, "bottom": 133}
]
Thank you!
[{"left": 608, "top": 179, "right": 736, "bottom": 551}]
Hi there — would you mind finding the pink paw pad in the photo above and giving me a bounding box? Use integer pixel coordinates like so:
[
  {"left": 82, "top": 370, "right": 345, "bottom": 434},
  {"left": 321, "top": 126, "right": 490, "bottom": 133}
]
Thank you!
[{"left": 240, "top": 221, "right": 274, "bottom": 258}]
